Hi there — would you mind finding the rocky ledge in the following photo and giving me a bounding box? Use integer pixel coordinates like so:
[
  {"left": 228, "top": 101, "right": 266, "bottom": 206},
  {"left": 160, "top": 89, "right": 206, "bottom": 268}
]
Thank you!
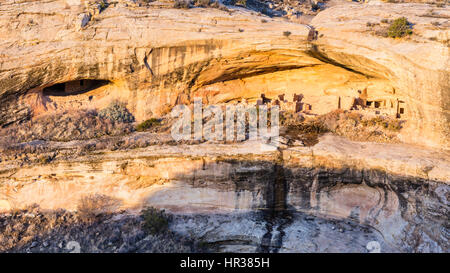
[{"left": 0, "top": 134, "right": 448, "bottom": 252}]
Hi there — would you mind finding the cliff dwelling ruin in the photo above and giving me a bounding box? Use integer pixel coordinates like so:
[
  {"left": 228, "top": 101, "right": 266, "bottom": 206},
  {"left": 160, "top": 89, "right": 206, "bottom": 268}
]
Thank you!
[
  {"left": 42, "top": 80, "right": 110, "bottom": 97},
  {"left": 0, "top": 0, "right": 447, "bottom": 150},
  {"left": 254, "top": 88, "right": 406, "bottom": 119},
  {"left": 0, "top": 0, "right": 448, "bottom": 255},
  {"left": 23, "top": 58, "right": 407, "bottom": 124},
  {"left": 27, "top": 79, "right": 122, "bottom": 115}
]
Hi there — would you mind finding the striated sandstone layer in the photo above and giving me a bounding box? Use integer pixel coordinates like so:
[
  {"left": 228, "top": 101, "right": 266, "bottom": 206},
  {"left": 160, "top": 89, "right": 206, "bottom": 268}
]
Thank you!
[
  {"left": 0, "top": 1, "right": 448, "bottom": 148},
  {"left": 0, "top": 0, "right": 449, "bottom": 253},
  {"left": 0, "top": 135, "right": 448, "bottom": 252}
]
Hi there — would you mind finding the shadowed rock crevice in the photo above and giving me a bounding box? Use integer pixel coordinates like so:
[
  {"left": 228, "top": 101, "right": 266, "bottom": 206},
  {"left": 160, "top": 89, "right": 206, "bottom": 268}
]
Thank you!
[
  {"left": 306, "top": 45, "right": 378, "bottom": 78},
  {"left": 42, "top": 80, "right": 111, "bottom": 97},
  {"left": 197, "top": 63, "right": 322, "bottom": 88},
  {"left": 259, "top": 149, "right": 291, "bottom": 253}
]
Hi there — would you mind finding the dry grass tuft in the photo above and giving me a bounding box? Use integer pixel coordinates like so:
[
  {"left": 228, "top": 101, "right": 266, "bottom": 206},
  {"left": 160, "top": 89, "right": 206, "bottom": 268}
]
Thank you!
[{"left": 77, "top": 194, "right": 122, "bottom": 223}]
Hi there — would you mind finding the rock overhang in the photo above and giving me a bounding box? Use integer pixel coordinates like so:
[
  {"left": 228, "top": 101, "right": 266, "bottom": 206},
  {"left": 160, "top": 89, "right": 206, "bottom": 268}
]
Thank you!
[{"left": 0, "top": 0, "right": 448, "bottom": 149}]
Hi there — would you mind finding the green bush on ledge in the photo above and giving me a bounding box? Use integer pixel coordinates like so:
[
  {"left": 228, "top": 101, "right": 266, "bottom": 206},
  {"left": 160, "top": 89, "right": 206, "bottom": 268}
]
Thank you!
[
  {"left": 387, "top": 17, "right": 413, "bottom": 38},
  {"left": 136, "top": 118, "right": 162, "bottom": 132}
]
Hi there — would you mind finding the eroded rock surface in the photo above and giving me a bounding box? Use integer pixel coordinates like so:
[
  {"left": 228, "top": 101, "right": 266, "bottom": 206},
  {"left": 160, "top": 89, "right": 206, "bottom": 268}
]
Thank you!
[
  {"left": 0, "top": 135, "right": 448, "bottom": 252},
  {"left": 0, "top": 207, "right": 195, "bottom": 253},
  {"left": 0, "top": 0, "right": 448, "bottom": 148},
  {"left": 0, "top": 0, "right": 448, "bottom": 253}
]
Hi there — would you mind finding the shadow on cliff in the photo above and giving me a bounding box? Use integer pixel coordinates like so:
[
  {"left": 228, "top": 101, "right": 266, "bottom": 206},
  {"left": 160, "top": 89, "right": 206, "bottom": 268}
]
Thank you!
[{"left": 137, "top": 158, "right": 449, "bottom": 252}]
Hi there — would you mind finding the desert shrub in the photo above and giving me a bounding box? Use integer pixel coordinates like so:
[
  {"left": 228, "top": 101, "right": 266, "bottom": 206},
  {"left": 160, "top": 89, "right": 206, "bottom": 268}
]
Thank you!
[
  {"left": 174, "top": 0, "right": 191, "bottom": 8},
  {"left": 233, "top": 0, "right": 247, "bottom": 6},
  {"left": 316, "top": 109, "right": 346, "bottom": 131},
  {"left": 38, "top": 155, "right": 52, "bottom": 164},
  {"left": 77, "top": 194, "right": 122, "bottom": 223},
  {"left": 319, "top": 111, "right": 403, "bottom": 132},
  {"left": 361, "top": 116, "right": 402, "bottom": 131},
  {"left": 314, "top": 110, "right": 403, "bottom": 142},
  {"left": 196, "top": 240, "right": 210, "bottom": 251},
  {"left": 367, "top": 22, "right": 380, "bottom": 28},
  {"left": 387, "top": 17, "right": 413, "bottom": 38},
  {"left": 431, "top": 21, "right": 441, "bottom": 27},
  {"left": 194, "top": 0, "right": 211, "bottom": 7},
  {"left": 374, "top": 28, "right": 389, "bottom": 38},
  {"left": 288, "top": 120, "right": 329, "bottom": 135},
  {"left": 283, "top": 31, "right": 292, "bottom": 37},
  {"left": 386, "top": 120, "right": 402, "bottom": 131},
  {"left": 98, "top": 102, "right": 135, "bottom": 123},
  {"left": 301, "top": 120, "right": 329, "bottom": 134},
  {"left": 279, "top": 111, "right": 304, "bottom": 126},
  {"left": 136, "top": 118, "right": 162, "bottom": 132},
  {"left": 94, "top": 0, "right": 108, "bottom": 12},
  {"left": 311, "top": 3, "right": 319, "bottom": 11},
  {"left": 99, "top": 2, "right": 107, "bottom": 10},
  {"left": 282, "top": 117, "right": 329, "bottom": 146},
  {"left": 191, "top": 0, "right": 228, "bottom": 10},
  {"left": 141, "top": 207, "right": 170, "bottom": 235},
  {"left": 361, "top": 116, "right": 384, "bottom": 127}
]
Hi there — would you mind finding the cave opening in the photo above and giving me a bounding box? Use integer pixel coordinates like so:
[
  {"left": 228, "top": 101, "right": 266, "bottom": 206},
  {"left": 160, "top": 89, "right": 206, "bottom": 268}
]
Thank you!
[{"left": 43, "top": 80, "right": 110, "bottom": 96}]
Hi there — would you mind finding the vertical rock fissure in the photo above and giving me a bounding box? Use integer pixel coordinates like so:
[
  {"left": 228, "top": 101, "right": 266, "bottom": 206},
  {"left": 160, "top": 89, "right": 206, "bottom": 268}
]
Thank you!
[{"left": 258, "top": 149, "right": 292, "bottom": 253}]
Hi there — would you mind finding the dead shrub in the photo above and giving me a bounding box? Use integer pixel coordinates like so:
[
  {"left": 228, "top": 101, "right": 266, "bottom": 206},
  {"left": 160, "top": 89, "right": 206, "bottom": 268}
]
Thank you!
[
  {"left": 191, "top": 0, "right": 228, "bottom": 10},
  {"left": 316, "top": 109, "right": 345, "bottom": 131},
  {"left": 138, "top": 0, "right": 155, "bottom": 4},
  {"left": 298, "top": 120, "right": 329, "bottom": 134},
  {"left": 77, "top": 194, "right": 122, "bottom": 223},
  {"left": 282, "top": 109, "right": 403, "bottom": 144},
  {"left": 38, "top": 155, "right": 52, "bottom": 164},
  {"left": 319, "top": 111, "right": 403, "bottom": 142},
  {"left": 173, "top": 0, "right": 191, "bottom": 8},
  {"left": 194, "top": 0, "right": 212, "bottom": 7},
  {"left": 361, "top": 116, "right": 402, "bottom": 131},
  {"left": 283, "top": 31, "right": 292, "bottom": 37},
  {"left": 282, "top": 118, "right": 330, "bottom": 146},
  {"left": 280, "top": 111, "right": 305, "bottom": 126},
  {"left": 0, "top": 109, "right": 135, "bottom": 143}
]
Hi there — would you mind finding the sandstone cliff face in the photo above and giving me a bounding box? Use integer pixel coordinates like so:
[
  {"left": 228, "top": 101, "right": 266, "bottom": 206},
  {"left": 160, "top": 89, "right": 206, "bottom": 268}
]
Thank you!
[
  {"left": 0, "top": 1, "right": 448, "bottom": 148},
  {"left": 0, "top": 135, "right": 448, "bottom": 252},
  {"left": 310, "top": 2, "right": 450, "bottom": 148},
  {"left": 0, "top": 0, "right": 313, "bottom": 121}
]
